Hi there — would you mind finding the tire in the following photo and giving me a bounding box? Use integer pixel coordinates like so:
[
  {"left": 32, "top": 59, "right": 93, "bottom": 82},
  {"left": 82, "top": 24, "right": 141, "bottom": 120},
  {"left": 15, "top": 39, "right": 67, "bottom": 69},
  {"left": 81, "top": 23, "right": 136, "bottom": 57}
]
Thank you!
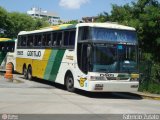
[
  {"left": 23, "top": 67, "right": 28, "bottom": 79},
  {"left": 65, "top": 74, "right": 75, "bottom": 92},
  {"left": 27, "top": 66, "right": 32, "bottom": 80}
]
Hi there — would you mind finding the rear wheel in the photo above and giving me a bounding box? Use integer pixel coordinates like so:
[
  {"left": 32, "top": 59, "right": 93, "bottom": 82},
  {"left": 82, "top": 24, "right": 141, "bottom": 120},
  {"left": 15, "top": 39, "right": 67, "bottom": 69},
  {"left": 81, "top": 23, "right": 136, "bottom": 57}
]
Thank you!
[
  {"left": 65, "top": 74, "right": 75, "bottom": 92},
  {"left": 27, "top": 66, "right": 32, "bottom": 80}
]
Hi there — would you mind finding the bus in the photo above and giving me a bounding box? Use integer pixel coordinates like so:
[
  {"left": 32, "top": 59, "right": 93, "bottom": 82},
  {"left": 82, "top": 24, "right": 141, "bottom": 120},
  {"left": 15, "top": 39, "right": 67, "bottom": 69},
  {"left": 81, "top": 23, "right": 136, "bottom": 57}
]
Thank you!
[
  {"left": 16, "top": 23, "right": 139, "bottom": 92},
  {"left": 0, "top": 38, "right": 17, "bottom": 72}
]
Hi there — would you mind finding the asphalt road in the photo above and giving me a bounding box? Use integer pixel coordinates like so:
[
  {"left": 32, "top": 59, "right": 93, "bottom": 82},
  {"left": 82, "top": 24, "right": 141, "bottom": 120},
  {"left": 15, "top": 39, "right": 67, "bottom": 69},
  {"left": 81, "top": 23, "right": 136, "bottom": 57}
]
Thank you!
[{"left": 0, "top": 73, "right": 160, "bottom": 120}]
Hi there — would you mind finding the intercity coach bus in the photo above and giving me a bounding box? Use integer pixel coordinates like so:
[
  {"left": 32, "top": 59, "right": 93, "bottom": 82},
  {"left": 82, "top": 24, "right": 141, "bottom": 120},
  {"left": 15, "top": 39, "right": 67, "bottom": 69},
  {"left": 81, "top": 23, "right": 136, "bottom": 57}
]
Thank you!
[
  {"left": 0, "top": 38, "right": 17, "bottom": 71},
  {"left": 16, "top": 23, "right": 139, "bottom": 92}
]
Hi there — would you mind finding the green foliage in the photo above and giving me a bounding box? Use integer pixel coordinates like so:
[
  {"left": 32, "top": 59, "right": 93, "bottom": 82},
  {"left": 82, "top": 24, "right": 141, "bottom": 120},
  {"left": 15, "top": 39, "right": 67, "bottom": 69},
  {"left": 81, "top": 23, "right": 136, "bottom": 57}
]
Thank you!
[
  {"left": 151, "top": 63, "right": 160, "bottom": 83},
  {"left": 96, "top": 12, "right": 110, "bottom": 22},
  {"left": 139, "top": 60, "right": 160, "bottom": 94},
  {"left": 139, "top": 81, "right": 160, "bottom": 94},
  {"left": 0, "top": 6, "right": 49, "bottom": 38},
  {"left": 0, "top": 7, "right": 8, "bottom": 37}
]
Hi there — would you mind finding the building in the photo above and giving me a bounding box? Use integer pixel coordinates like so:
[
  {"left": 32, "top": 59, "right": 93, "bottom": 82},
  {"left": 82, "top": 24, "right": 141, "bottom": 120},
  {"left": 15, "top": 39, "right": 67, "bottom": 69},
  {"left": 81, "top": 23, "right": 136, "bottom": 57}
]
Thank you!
[{"left": 27, "top": 7, "right": 60, "bottom": 25}]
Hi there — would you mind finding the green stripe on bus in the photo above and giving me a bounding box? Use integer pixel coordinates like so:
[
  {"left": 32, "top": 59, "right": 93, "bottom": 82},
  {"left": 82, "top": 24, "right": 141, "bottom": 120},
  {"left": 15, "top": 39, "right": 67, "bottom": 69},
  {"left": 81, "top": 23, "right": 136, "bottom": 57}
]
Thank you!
[
  {"left": 44, "top": 49, "right": 65, "bottom": 81},
  {"left": 43, "top": 50, "right": 58, "bottom": 80}
]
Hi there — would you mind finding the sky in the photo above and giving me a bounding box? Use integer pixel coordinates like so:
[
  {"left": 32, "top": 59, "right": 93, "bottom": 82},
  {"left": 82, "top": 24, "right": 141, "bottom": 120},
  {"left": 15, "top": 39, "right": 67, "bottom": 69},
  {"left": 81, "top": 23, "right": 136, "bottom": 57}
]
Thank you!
[{"left": 0, "top": 0, "right": 139, "bottom": 20}]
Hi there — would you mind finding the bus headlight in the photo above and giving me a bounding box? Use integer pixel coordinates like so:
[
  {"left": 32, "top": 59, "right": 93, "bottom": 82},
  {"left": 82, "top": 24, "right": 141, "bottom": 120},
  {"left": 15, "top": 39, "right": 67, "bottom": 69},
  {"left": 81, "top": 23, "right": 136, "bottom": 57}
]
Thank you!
[
  {"left": 131, "top": 74, "right": 139, "bottom": 79},
  {"left": 130, "top": 74, "right": 139, "bottom": 81},
  {"left": 90, "top": 76, "right": 105, "bottom": 81}
]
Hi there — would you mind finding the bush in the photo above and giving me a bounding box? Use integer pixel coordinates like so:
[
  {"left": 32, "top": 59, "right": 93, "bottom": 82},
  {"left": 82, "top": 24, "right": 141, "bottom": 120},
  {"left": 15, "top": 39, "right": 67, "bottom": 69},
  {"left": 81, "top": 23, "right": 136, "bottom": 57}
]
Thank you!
[{"left": 139, "top": 60, "right": 160, "bottom": 94}]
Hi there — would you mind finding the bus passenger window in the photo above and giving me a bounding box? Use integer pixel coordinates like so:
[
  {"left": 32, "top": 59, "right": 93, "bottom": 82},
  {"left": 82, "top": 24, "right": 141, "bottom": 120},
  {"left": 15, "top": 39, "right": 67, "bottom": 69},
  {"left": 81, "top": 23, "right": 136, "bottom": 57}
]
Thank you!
[
  {"left": 48, "top": 41, "right": 52, "bottom": 46},
  {"left": 46, "top": 33, "right": 51, "bottom": 47},
  {"left": 69, "top": 30, "right": 75, "bottom": 46},
  {"left": 38, "top": 41, "right": 42, "bottom": 46},
  {"left": 42, "top": 33, "right": 51, "bottom": 47},
  {"left": 35, "top": 34, "right": 42, "bottom": 47},
  {"left": 27, "top": 35, "right": 34, "bottom": 47},
  {"left": 64, "top": 31, "right": 69, "bottom": 46},
  {"left": 22, "top": 41, "right": 26, "bottom": 46},
  {"left": 21, "top": 36, "right": 27, "bottom": 46},
  {"left": 78, "top": 27, "right": 90, "bottom": 41},
  {"left": 57, "top": 32, "right": 62, "bottom": 46},
  {"left": 52, "top": 32, "right": 57, "bottom": 46},
  {"left": 42, "top": 35, "right": 46, "bottom": 46}
]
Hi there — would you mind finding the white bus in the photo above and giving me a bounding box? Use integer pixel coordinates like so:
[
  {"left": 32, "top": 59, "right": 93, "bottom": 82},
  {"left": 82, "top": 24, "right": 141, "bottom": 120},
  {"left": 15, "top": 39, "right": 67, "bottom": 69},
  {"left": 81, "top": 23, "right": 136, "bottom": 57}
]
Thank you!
[
  {"left": 16, "top": 23, "right": 139, "bottom": 92},
  {"left": 0, "top": 38, "right": 17, "bottom": 72}
]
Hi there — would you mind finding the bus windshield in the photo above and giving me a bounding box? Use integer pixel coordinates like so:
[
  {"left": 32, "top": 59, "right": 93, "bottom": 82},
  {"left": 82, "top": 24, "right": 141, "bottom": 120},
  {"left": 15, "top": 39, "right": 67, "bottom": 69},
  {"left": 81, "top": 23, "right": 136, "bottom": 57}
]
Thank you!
[
  {"left": 91, "top": 27, "right": 137, "bottom": 43},
  {"left": 91, "top": 44, "right": 138, "bottom": 73}
]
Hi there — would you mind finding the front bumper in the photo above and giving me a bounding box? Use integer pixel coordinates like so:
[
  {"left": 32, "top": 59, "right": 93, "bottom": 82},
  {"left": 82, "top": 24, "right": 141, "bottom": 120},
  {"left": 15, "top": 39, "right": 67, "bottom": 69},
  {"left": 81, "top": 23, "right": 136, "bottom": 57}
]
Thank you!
[{"left": 88, "top": 81, "right": 139, "bottom": 92}]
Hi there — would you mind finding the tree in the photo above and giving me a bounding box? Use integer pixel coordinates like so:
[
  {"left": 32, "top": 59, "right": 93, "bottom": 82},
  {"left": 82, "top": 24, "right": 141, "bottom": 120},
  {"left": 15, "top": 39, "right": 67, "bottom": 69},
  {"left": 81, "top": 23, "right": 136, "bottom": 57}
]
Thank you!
[
  {"left": 96, "top": 12, "right": 110, "bottom": 22},
  {"left": 0, "top": 6, "right": 49, "bottom": 38},
  {"left": 0, "top": 7, "right": 8, "bottom": 37}
]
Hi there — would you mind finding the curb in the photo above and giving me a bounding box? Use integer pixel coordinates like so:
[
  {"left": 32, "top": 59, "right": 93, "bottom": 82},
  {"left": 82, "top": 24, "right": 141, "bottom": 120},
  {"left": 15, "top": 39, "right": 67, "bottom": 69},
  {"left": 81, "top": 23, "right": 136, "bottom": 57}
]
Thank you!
[
  {"left": 135, "top": 92, "right": 160, "bottom": 100},
  {"left": 140, "top": 94, "right": 160, "bottom": 100}
]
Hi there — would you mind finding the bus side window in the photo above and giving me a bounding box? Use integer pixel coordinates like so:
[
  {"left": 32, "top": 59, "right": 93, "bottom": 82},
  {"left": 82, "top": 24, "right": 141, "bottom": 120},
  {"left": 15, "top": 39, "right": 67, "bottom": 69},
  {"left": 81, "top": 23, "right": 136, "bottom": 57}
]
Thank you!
[
  {"left": 46, "top": 33, "right": 51, "bottom": 47},
  {"left": 69, "top": 30, "right": 75, "bottom": 46},
  {"left": 52, "top": 32, "right": 57, "bottom": 46},
  {"left": 42, "top": 34, "right": 46, "bottom": 46},
  {"left": 42, "top": 33, "right": 51, "bottom": 47},
  {"left": 27, "top": 35, "right": 34, "bottom": 47},
  {"left": 64, "top": 30, "right": 75, "bottom": 47},
  {"left": 35, "top": 34, "right": 42, "bottom": 47},
  {"left": 57, "top": 32, "right": 62, "bottom": 46},
  {"left": 78, "top": 27, "right": 90, "bottom": 41},
  {"left": 48, "top": 40, "right": 52, "bottom": 46},
  {"left": 64, "top": 31, "right": 69, "bottom": 46},
  {"left": 21, "top": 36, "right": 27, "bottom": 46}
]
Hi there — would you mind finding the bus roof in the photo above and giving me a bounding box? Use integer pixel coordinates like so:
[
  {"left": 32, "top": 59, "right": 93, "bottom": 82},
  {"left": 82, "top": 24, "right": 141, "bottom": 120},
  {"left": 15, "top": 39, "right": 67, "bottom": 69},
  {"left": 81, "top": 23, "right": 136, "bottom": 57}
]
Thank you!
[
  {"left": 18, "top": 24, "right": 76, "bottom": 35},
  {"left": 18, "top": 22, "right": 136, "bottom": 35},
  {"left": 76, "top": 23, "right": 136, "bottom": 31},
  {"left": 0, "top": 38, "right": 16, "bottom": 42}
]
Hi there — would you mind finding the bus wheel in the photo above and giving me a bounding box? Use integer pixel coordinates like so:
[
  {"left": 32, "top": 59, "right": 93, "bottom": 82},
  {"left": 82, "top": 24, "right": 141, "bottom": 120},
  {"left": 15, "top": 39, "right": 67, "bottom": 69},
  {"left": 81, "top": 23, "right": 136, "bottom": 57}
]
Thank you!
[
  {"left": 23, "top": 67, "right": 28, "bottom": 79},
  {"left": 66, "top": 74, "right": 75, "bottom": 92},
  {"left": 27, "top": 66, "right": 32, "bottom": 80}
]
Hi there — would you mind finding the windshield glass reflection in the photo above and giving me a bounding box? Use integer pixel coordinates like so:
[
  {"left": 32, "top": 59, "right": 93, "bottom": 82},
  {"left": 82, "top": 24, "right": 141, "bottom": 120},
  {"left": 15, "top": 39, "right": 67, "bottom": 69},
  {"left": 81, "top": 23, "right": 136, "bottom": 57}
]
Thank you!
[{"left": 92, "top": 44, "right": 138, "bottom": 73}]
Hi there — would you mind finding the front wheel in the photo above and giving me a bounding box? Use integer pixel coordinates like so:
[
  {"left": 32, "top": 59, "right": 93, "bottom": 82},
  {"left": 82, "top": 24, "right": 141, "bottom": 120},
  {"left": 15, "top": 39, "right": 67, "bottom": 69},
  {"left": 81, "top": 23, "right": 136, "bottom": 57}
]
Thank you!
[{"left": 66, "top": 74, "right": 75, "bottom": 92}]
